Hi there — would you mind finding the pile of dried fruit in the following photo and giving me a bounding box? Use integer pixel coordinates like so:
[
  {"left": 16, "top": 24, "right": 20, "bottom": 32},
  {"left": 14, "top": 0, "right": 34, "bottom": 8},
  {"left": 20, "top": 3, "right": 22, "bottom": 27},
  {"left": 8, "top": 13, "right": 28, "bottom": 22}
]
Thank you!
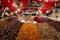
[
  {"left": 37, "top": 22, "right": 60, "bottom": 40},
  {"left": 0, "top": 16, "right": 60, "bottom": 40},
  {"left": 0, "top": 17, "right": 23, "bottom": 40},
  {"left": 47, "top": 21, "right": 60, "bottom": 32},
  {"left": 16, "top": 22, "right": 42, "bottom": 40}
]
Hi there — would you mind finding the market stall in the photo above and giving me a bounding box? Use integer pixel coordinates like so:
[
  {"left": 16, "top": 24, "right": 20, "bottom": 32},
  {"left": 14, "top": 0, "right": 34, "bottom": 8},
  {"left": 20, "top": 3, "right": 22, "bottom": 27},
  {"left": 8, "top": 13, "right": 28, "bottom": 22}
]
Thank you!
[{"left": 0, "top": 0, "right": 60, "bottom": 40}]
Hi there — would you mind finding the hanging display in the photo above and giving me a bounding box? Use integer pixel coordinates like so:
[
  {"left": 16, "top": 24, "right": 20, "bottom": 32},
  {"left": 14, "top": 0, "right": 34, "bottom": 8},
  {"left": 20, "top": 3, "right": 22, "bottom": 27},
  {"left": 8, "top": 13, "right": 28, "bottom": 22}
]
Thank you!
[{"left": 1, "top": 0, "right": 18, "bottom": 11}]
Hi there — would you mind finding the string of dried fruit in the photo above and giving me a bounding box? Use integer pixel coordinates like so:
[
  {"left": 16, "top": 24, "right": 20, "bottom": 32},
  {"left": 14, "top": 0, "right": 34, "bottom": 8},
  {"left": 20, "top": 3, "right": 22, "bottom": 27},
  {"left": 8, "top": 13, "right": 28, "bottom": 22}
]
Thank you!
[{"left": 16, "top": 22, "right": 42, "bottom": 40}]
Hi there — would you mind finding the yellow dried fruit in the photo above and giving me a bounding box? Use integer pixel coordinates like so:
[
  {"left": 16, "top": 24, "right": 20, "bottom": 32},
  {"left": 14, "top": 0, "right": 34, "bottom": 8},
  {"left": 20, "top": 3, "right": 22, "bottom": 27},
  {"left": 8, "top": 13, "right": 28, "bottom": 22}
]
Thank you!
[{"left": 16, "top": 22, "right": 42, "bottom": 40}]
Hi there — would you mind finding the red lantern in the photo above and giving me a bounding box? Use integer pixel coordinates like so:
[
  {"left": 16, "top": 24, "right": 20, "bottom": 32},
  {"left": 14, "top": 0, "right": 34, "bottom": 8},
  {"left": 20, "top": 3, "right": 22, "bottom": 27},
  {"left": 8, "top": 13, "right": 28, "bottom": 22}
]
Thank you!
[
  {"left": 43, "top": 0, "right": 56, "bottom": 7},
  {"left": 1, "top": 0, "right": 14, "bottom": 7},
  {"left": 35, "top": 0, "right": 42, "bottom": 3},
  {"left": 9, "top": 7, "right": 17, "bottom": 11},
  {"left": 23, "top": 0, "right": 29, "bottom": 7},
  {"left": 18, "top": 11, "right": 23, "bottom": 14},
  {"left": 38, "top": 7, "right": 49, "bottom": 14},
  {"left": 1, "top": 0, "right": 18, "bottom": 11}
]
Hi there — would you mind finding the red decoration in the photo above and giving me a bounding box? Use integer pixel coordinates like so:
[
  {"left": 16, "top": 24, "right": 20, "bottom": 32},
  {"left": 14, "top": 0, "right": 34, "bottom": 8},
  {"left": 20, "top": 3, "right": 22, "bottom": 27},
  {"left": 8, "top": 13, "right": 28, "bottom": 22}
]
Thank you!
[
  {"left": 18, "top": 11, "right": 23, "bottom": 14},
  {"left": 35, "top": 0, "right": 42, "bottom": 2},
  {"left": 38, "top": 7, "right": 49, "bottom": 14},
  {"left": 1, "top": 0, "right": 18, "bottom": 11},
  {"left": 1, "top": 0, "right": 14, "bottom": 7},
  {"left": 9, "top": 7, "right": 17, "bottom": 11},
  {"left": 23, "top": 7, "right": 29, "bottom": 11},
  {"left": 43, "top": 0, "right": 56, "bottom": 7}
]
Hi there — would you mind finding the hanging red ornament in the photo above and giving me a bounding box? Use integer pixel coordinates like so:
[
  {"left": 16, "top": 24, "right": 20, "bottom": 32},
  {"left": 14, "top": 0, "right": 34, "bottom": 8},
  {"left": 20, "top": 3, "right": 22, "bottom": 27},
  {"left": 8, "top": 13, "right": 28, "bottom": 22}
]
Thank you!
[
  {"left": 18, "top": 11, "right": 23, "bottom": 14},
  {"left": 43, "top": 0, "right": 56, "bottom": 7},
  {"left": 1, "top": 0, "right": 18, "bottom": 12},
  {"left": 38, "top": 7, "right": 49, "bottom": 14},
  {"left": 23, "top": 7, "right": 29, "bottom": 11},
  {"left": 9, "top": 7, "right": 17, "bottom": 11},
  {"left": 35, "top": 0, "right": 42, "bottom": 3},
  {"left": 1, "top": 0, "right": 14, "bottom": 7}
]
